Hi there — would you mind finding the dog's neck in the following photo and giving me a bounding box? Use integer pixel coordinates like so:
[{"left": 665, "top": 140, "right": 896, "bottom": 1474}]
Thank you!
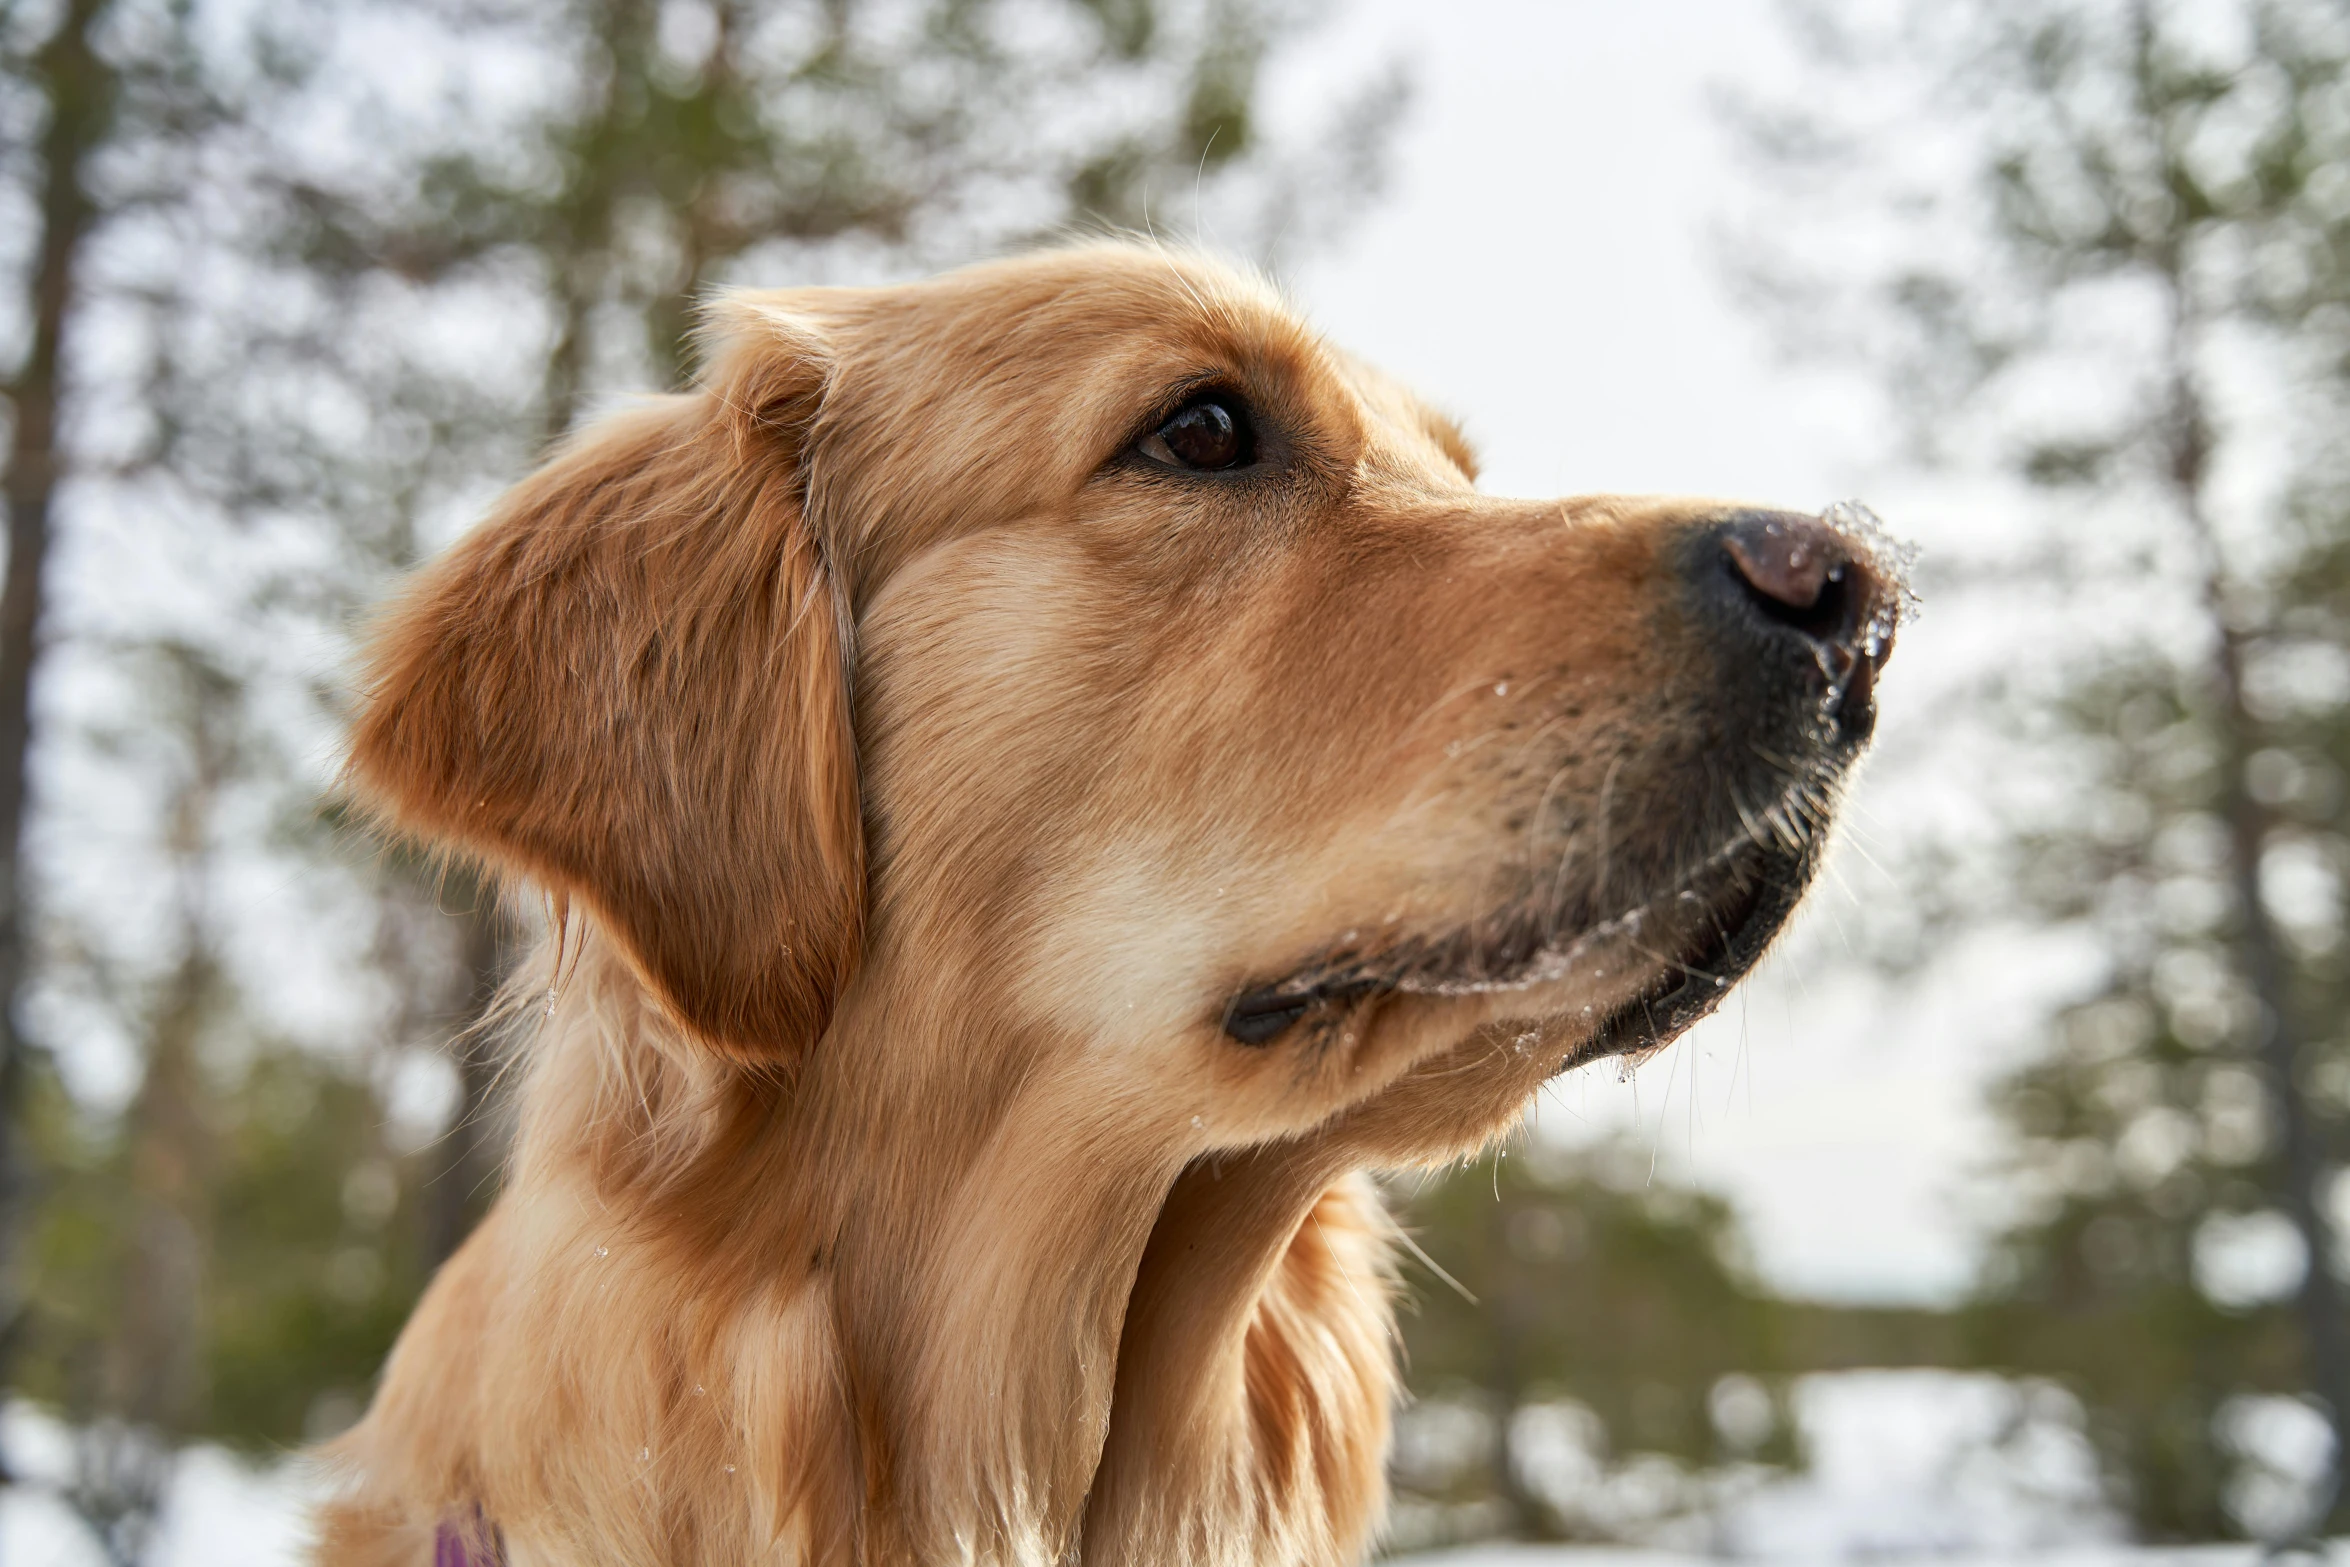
[{"left": 413, "top": 929, "right": 1396, "bottom": 1566}]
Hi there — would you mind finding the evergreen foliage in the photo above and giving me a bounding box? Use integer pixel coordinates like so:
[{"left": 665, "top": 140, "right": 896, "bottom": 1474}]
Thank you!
[
  {"left": 1386, "top": 1143, "right": 1801, "bottom": 1549},
  {"left": 1743, "top": 0, "right": 2350, "bottom": 1537}
]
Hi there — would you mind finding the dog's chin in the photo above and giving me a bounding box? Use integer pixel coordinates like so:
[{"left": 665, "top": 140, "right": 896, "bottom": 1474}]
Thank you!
[
  {"left": 1548, "top": 839, "right": 1820, "bottom": 1074},
  {"left": 1223, "top": 836, "right": 1823, "bottom": 1076}
]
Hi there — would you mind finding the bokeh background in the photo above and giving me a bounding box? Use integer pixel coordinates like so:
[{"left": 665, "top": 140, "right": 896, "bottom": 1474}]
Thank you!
[{"left": 7, "top": 0, "right": 2350, "bottom": 1561}]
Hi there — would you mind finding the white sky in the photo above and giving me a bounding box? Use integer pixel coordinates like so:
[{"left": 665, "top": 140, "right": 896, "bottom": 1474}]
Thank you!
[{"left": 1278, "top": 0, "right": 2045, "bottom": 1305}]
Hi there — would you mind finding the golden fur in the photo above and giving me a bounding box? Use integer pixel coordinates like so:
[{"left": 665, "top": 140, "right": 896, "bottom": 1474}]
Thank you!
[{"left": 316, "top": 244, "right": 1890, "bottom": 1566}]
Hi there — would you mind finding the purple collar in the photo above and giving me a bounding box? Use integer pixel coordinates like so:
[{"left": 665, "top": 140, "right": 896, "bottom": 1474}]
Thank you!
[{"left": 434, "top": 1516, "right": 504, "bottom": 1567}]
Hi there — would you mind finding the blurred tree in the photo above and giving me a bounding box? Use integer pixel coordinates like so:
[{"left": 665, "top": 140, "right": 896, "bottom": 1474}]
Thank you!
[
  {"left": 1385, "top": 1142, "right": 1801, "bottom": 1550},
  {"left": 10, "top": 643, "right": 425, "bottom": 1564},
  {"left": 0, "top": 0, "right": 195, "bottom": 1403},
  {"left": 1738, "top": 0, "right": 2350, "bottom": 1537}
]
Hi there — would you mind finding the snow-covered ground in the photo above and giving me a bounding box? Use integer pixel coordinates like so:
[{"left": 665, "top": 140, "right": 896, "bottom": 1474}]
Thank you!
[
  {"left": 0, "top": 1401, "right": 324, "bottom": 1567},
  {"left": 4, "top": 1373, "right": 2338, "bottom": 1564}
]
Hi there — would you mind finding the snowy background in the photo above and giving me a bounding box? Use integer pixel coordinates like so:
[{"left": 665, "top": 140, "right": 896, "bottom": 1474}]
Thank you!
[{"left": 0, "top": 1372, "right": 2332, "bottom": 1562}]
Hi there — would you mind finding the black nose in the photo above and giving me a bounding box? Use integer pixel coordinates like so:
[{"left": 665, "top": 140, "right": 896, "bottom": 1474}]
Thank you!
[{"left": 1700, "top": 509, "right": 1893, "bottom": 736}]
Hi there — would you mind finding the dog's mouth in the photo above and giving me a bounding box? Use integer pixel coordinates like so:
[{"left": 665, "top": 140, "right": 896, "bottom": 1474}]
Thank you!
[
  {"left": 1221, "top": 833, "right": 1822, "bottom": 1071},
  {"left": 1551, "top": 838, "right": 1818, "bottom": 1073}
]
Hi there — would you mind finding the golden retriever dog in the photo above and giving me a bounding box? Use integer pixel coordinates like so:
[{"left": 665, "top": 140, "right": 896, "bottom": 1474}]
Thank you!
[{"left": 317, "top": 243, "right": 1903, "bottom": 1567}]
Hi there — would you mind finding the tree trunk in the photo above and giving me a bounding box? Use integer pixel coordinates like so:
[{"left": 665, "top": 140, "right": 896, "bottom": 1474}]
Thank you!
[
  {"left": 74, "top": 654, "right": 231, "bottom": 1567},
  {"left": 106, "top": 946, "right": 214, "bottom": 1434},
  {"left": 1485, "top": 1195, "right": 1557, "bottom": 1540},
  {"left": 420, "top": 870, "right": 507, "bottom": 1272},
  {"left": 74, "top": 944, "right": 217, "bottom": 1567},
  {"left": 2156, "top": 250, "right": 2350, "bottom": 1526},
  {"left": 2214, "top": 630, "right": 2350, "bottom": 1527},
  {"left": 0, "top": 0, "right": 116, "bottom": 1389}
]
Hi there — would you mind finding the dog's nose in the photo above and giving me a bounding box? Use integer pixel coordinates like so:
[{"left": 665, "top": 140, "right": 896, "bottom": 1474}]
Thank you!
[{"left": 1702, "top": 509, "right": 1893, "bottom": 733}]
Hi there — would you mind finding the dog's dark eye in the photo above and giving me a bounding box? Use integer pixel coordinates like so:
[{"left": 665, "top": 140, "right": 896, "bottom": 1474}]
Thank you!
[{"left": 1141, "top": 396, "right": 1253, "bottom": 472}]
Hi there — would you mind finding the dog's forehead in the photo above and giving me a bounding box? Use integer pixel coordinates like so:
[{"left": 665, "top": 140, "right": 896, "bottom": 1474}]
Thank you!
[
  {"left": 779, "top": 245, "right": 1477, "bottom": 583},
  {"left": 845, "top": 245, "right": 1457, "bottom": 459},
  {"left": 883, "top": 244, "right": 1327, "bottom": 408},
  {"left": 907, "top": 242, "right": 1292, "bottom": 340}
]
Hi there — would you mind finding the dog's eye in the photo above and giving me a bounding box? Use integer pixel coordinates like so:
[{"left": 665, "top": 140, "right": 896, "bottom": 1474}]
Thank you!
[{"left": 1140, "top": 396, "right": 1253, "bottom": 472}]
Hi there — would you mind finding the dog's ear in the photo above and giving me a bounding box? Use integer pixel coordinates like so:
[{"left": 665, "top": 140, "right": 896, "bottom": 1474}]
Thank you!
[{"left": 346, "top": 300, "right": 862, "bottom": 1060}]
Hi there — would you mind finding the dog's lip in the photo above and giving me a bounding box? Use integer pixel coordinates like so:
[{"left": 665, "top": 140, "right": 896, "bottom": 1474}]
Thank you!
[
  {"left": 1219, "top": 839, "right": 1819, "bottom": 1057},
  {"left": 1551, "top": 842, "right": 1815, "bottom": 1076}
]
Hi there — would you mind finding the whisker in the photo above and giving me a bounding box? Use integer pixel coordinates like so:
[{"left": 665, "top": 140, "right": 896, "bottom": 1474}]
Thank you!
[
  {"left": 1391, "top": 1224, "right": 1479, "bottom": 1306},
  {"left": 1593, "top": 758, "right": 1624, "bottom": 912}
]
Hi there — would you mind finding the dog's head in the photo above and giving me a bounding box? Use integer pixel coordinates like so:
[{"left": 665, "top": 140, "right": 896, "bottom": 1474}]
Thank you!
[{"left": 349, "top": 243, "right": 1904, "bottom": 1167}]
